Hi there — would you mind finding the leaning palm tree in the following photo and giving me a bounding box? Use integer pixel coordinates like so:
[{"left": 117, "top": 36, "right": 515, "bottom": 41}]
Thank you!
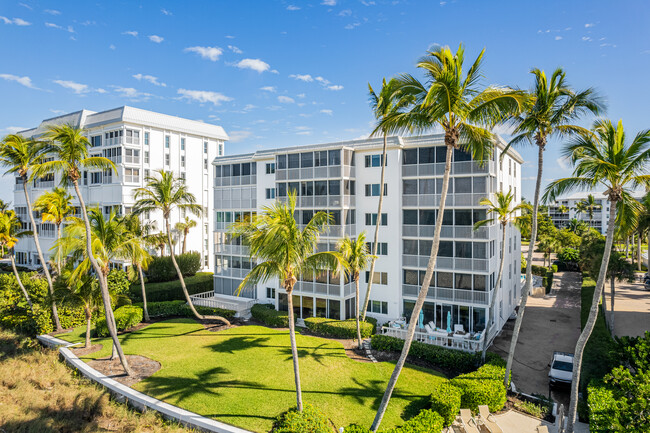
[
  {"left": 230, "top": 192, "right": 347, "bottom": 412},
  {"left": 361, "top": 78, "right": 410, "bottom": 321},
  {"left": 501, "top": 68, "right": 604, "bottom": 389},
  {"left": 37, "top": 124, "right": 131, "bottom": 375},
  {"left": 133, "top": 169, "right": 230, "bottom": 326},
  {"left": 338, "top": 232, "right": 374, "bottom": 349},
  {"left": 473, "top": 191, "right": 526, "bottom": 361},
  {"left": 543, "top": 119, "right": 650, "bottom": 432},
  {"left": 33, "top": 187, "right": 73, "bottom": 275},
  {"left": 575, "top": 194, "right": 602, "bottom": 226},
  {"left": 370, "top": 45, "right": 529, "bottom": 432},
  {"left": 174, "top": 216, "right": 197, "bottom": 254},
  {"left": 0, "top": 210, "right": 33, "bottom": 311},
  {"left": 0, "top": 134, "right": 61, "bottom": 330},
  {"left": 123, "top": 214, "right": 154, "bottom": 321}
]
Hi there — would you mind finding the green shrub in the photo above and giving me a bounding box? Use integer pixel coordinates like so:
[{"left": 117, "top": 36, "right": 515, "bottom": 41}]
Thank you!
[
  {"left": 530, "top": 265, "right": 548, "bottom": 277},
  {"left": 587, "top": 381, "right": 619, "bottom": 431},
  {"left": 383, "top": 409, "right": 444, "bottom": 433},
  {"left": 58, "top": 305, "right": 90, "bottom": 330},
  {"left": 544, "top": 270, "right": 554, "bottom": 294},
  {"left": 513, "top": 400, "right": 546, "bottom": 419},
  {"left": 304, "top": 317, "right": 375, "bottom": 339},
  {"left": 272, "top": 404, "right": 332, "bottom": 433},
  {"left": 95, "top": 305, "right": 143, "bottom": 337},
  {"left": 134, "top": 300, "right": 235, "bottom": 320},
  {"left": 343, "top": 425, "right": 371, "bottom": 433},
  {"left": 251, "top": 303, "right": 290, "bottom": 327},
  {"left": 107, "top": 269, "right": 130, "bottom": 297},
  {"left": 451, "top": 364, "right": 507, "bottom": 413},
  {"left": 146, "top": 252, "right": 201, "bottom": 282},
  {"left": 430, "top": 382, "right": 462, "bottom": 426},
  {"left": 129, "top": 272, "right": 214, "bottom": 302},
  {"left": 551, "top": 264, "right": 558, "bottom": 273}
]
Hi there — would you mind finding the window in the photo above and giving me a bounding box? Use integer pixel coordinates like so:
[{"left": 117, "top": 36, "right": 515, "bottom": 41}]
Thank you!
[
  {"left": 91, "top": 172, "right": 102, "bottom": 184},
  {"left": 265, "top": 188, "right": 276, "bottom": 199},
  {"left": 165, "top": 154, "right": 170, "bottom": 166},
  {"left": 288, "top": 153, "right": 300, "bottom": 169},
  {"left": 419, "top": 179, "right": 435, "bottom": 195},
  {"left": 180, "top": 172, "right": 186, "bottom": 181},
  {"left": 365, "top": 183, "right": 387, "bottom": 197},
  {"left": 403, "top": 240, "right": 418, "bottom": 255},
  {"left": 125, "top": 129, "right": 140, "bottom": 145},
  {"left": 102, "top": 147, "right": 122, "bottom": 164},
  {"left": 365, "top": 271, "right": 388, "bottom": 285},
  {"left": 364, "top": 154, "right": 387, "bottom": 167},
  {"left": 314, "top": 180, "right": 327, "bottom": 196},
  {"left": 145, "top": 169, "right": 150, "bottom": 179},
  {"left": 403, "top": 210, "right": 418, "bottom": 225},
  {"left": 328, "top": 180, "right": 340, "bottom": 195},
  {"left": 144, "top": 131, "right": 149, "bottom": 146},
  {"left": 125, "top": 168, "right": 140, "bottom": 183},
  {"left": 301, "top": 152, "right": 313, "bottom": 168},
  {"left": 124, "top": 148, "right": 140, "bottom": 164},
  {"left": 266, "top": 163, "right": 276, "bottom": 174},
  {"left": 90, "top": 135, "right": 102, "bottom": 147},
  {"left": 419, "top": 146, "right": 436, "bottom": 164},
  {"left": 83, "top": 171, "right": 87, "bottom": 185},
  {"left": 419, "top": 209, "right": 436, "bottom": 225},
  {"left": 204, "top": 142, "right": 208, "bottom": 153},
  {"left": 402, "top": 149, "right": 417, "bottom": 165},
  {"left": 144, "top": 151, "right": 150, "bottom": 164},
  {"left": 367, "top": 300, "right": 388, "bottom": 315},
  {"left": 403, "top": 179, "right": 417, "bottom": 195},
  {"left": 165, "top": 136, "right": 170, "bottom": 149},
  {"left": 328, "top": 149, "right": 341, "bottom": 166},
  {"left": 366, "top": 242, "right": 388, "bottom": 255},
  {"left": 314, "top": 150, "right": 328, "bottom": 167},
  {"left": 276, "top": 154, "right": 287, "bottom": 169},
  {"left": 181, "top": 138, "right": 185, "bottom": 151},
  {"left": 181, "top": 155, "right": 186, "bottom": 168},
  {"left": 266, "top": 287, "right": 276, "bottom": 299},
  {"left": 365, "top": 213, "right": 388, "bottom": 226},
  {"left": 204, "top": 159, "right": 208, "bottom": 170}
]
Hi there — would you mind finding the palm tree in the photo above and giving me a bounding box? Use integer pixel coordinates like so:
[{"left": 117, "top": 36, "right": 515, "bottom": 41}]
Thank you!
[
  {"left": 230, "top": 192, "right": 347, "bottom": 412},
  {"left": 473, "top": 191, "right": 525, "bottom": 361},
  {"left": 174, "top": 216, "right": 197, "bottom": 254},
  {"left": 370, "top": 45, "right": 528, "bottom": 432},
  {"left": 33, "top": 187, "right": 73, "bottom": 275},
  {"left": 501, "top": 68, "right": 604, "bottom": 389},
  {"left": 37, "top": 124, "right": 131, "bottom": 375},
  {"left": 638, "top": 192, "right": 650, "bottom": 272},
  {"left": 338, "top": 232, "right": 374, "bottom": 349},
  {"left": 558, "top": 204, "right": 569, "bottom": 214},
  {"left": 0, "top": 134, "right": 61, "bottom": 330},
  {"left": 537, "top": 235, "right": 561, "bottom": 267},
  {"left": 123, "top": 214, "right": 154, "bottom": 321},
  {"left": 361, "top": 78, "right": 409, "bottom": 321},
  {"left": 567, "top": 218, "right": 589, "bottom": 235},
  {"left": 150, "top": 232, "right": 168, "bottom": 256},
  {"left": 543, "top": 119, "right": 650, "bottom": 432},
  {"left": 0, "top": 210, "right": 33, "bottom": 311},
  {"left": 133, "top": 169, "right": 230, "bottom": 326},
  {"left": 575, "top": 194, "right": 602, "bottom": 226}
]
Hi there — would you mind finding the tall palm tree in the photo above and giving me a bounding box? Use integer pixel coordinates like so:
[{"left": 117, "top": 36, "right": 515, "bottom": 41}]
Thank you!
[
  {"left": 567, "top": 218, "right": 589, "bottom": 235},
  {"left": 501, "top": 68, "right": 604, "bottom": 389},
  {"left": 33, "top": 187, "right": 73, "bottom": 275},
  {"left": 174, "top": 216, "right": 197, "bottom": 254},
  {"left": 575, "top": 194, "right": 602, "bottom": 226},
  {"left": 0, "top": 134, "right": 61, "bottom": 330},
  {"left": 543, "top": 119, "right": 650, "bottom": 432},
  {"left": 338, "top": 232, "right": 373, "bottom": 349},
  {"left": 473, "top": 191, "right": 526, "bottom": 361},
  {"left": 133, "top": 169, "right": 230, "bottom": 326},
  {"left": 537, "top": 234, "right": 561, "bottom": 268},
  {"left": 0, "top": 210, "right": 33, "bottom": 311},
  {"left": 230, "top": 192, "right": 347, "bottom": 412},
  {"left": 37, "top": 124, "right": 131, "bottom": 375},
  {"left": 370, "top": 45, "right": 529, "bottom": 432},
  {"left": 361, "top": 78, "right": 409, "bottom": 321},
  {"left": 558, "top": 204, "right": 569, "bottom": 214},
  {"left": 123, "top": 214, "right": 154, "bottom": 322}
]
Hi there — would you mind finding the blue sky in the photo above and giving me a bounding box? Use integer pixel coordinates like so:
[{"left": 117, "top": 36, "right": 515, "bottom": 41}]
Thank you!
[{"left": 0, "top": 0, "right": 649, "bottom": 203}]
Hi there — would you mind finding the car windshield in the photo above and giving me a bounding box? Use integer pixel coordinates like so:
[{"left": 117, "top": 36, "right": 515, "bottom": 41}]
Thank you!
[{"left": 552, "top": 360, "right": 573, "bottom": 372}]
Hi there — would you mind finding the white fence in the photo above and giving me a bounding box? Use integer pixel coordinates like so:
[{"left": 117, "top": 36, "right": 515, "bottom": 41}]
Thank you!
[
  {"left": 381, "top": 326, "right": 485, "bottom": 352},
  {"left": 190, "top": 291, "right": 256, "bottom": 317}
]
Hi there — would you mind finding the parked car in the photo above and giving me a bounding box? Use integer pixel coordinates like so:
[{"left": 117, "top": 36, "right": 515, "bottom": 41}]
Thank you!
[{"left": 548, "top": 351, "right": 574, "bottom": 387}]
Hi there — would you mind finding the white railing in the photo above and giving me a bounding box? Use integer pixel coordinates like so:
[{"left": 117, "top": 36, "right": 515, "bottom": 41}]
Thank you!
[
  {"left": 381, "top": 326, "right": 485, "bottom": 352},
  {"left": 189, "top": 291, "right": 257, "bottom": 313}
]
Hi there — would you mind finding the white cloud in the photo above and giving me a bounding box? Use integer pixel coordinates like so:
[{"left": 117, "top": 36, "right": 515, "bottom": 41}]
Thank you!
[
  {"left": 49, "top": 109, "right": 65, "bottom": 115},
  {"left": 228, "top": 45, "right": 243, "bottom": 54},
  {"left": 0, "top": 73, "right": 37, "bottom": 89},
  {"left": 184, "top": 46, "right": 223, "bottom": 61},
  {"left": 339, "top": 9, "right": 352, "bottom": 16},
  {"left": 133, "top": 73, "right": 167, "bottom": 87},
  {"left": 585, "top": 23, "right": 595, "bottom": 28},
  {"left": 3, "top": 126, "right": 27, "bottom": 134},
  {"left": 322, "top": 0, "right": 337, "bottom": 5},
  {"left": 228, "top": 130, "right": 253, "bottom": 142},
  {"left": 297, "top": 93, "right": 306, "bottom": 98},
  {"left": 122, "top": 30, "right": 138, "bottom": 37},
  {"left": 112, "top": 86, "right": 152, "bottom": 100},
  {"left": 361, "top": 0, "right": 376, "bottom": 5},
  {"left": 345, "top": 22, "right": 360, "bottom": 30},
  {"left": 270, "top": 69, "right": 279, "bottom": 74},
  {"left": 327, "top": 85, "right": 343, "bottom": 91},
  {"left": 148, "top": 35, "right": 164, "bottom": 43},
  {"left": 53, "top": 80, "right": 89, "bottom": 94},
  {"left": 18, "top": 3, "right": 32, "bottom": 10},
  {"left": 0, "top": 16, "right": 31, "bottom": 26},
  {"left": 109, "top": 44, "right": 116, "bottom": 50},
  {"left": 290, "top": 73, "right": 314, "bottom": 82},
  {"left": 45, "top": 22, "right": 74, "bottom": 33},
  {"left": 295, "top": 126, "right": 312, "bottom": 136},
  {"left": 582, "top": 36, "right": 593, "bottom": 42},
  {"left": 555, "top": 36, "right": 562, "bottom": 41},
  {"left": 235, "top": 58, "right": 271, "bottom": 73},
  {"left": 44, "top": 9, "right": 61, "bottom": 15},
  {"left": 320, "top": 109, "right": 333, "bottom": 115},
  {"left": 600, "top": 43, "right": 617, "bottom": 48},
  {"left": 243, "top": 104, "right": 256, "bottom": 111},
  {"left": 287, "top": 5, "right": 301, "bottom": 10},
  {"left": 225, "top": 35, "right": 235, "bottom": 39},
  {"left": 556, "top": 156, "right": 571, "bottom": 171},
  {"left": 260, "top": 86, "right": 276, "bottom": 92},
  {"left": 178, "top": 88, "right": 232, "bottom": 105},
  {"left": 278, "top": 96, "right": 295, "bottom": 104},
  {"left": 161, "top": 8, "right": 172, "bottom": 16}
]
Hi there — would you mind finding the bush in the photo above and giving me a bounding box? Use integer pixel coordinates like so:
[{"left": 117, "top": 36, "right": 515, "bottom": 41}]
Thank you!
[
  {"left": 251, "top": 303, "right": 291, "bottom": 327},
  {"left": 343, "top": 425, "right": 371, "bottom": 433},
  {"left": 451, "top": 364, "right": 507, "bottom": 413},
  {"left": 146, "top": 252, "right": 201, "bottom": 282},
  {"left": 134, "top": 300, "right": 235, "bottom": 320},
  {"left": 550, "top": 264, "right": 558, "bottom": 273},
  {"left": 530, "top": 265, "right": 548, "bottom": 277},
  {"left": 272, "top": 404, "right": 332, "bottom": 433},
  {"left": 383, "top": 409, "right": 444, "bottom": 433},
  {"left": 129, "top": 272, "right": 214, "bottom": 302},
  {"left": 430, "top": 382, "right": 462, "bottom": 426},
  {"left": 95, "top": 305, "right": 143, "bottom": 337},
  {"left": 544, "top": 270, "right": 554, "bottom": 294},
  {"left": 304, "top": 317, "right": 376, "bottom": 339},
  {"left": 107, "top": 269, "right": 130, "bottom": 297}
]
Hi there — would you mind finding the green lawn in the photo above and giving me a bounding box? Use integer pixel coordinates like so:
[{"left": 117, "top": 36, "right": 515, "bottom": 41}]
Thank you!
[{"left": 58, "top": 319, "right": 445, "bottom": 432}]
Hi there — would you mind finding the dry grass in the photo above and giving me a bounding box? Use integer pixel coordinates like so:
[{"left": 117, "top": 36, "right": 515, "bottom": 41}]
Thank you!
[{"left": 0, "top": 328, "right": 193, "bottom": 433}]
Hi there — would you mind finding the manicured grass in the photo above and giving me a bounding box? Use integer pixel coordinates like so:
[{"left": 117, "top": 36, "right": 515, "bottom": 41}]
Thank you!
[{"left": 58, "top": 320, "right": 446, "bottom": 432}]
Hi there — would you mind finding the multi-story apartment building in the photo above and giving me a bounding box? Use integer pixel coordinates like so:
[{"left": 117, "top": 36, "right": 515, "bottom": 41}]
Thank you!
[
  {"left": 14, "top": 106, "right": 227, "bottom": 271},
  {"left": 212, "top": 134, "right": 522, "bottom": 344}
]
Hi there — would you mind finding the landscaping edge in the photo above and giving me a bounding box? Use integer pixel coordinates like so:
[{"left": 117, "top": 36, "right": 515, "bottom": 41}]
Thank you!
[{"left": 35, "top": 334, "right": 253, "bottom": 433}]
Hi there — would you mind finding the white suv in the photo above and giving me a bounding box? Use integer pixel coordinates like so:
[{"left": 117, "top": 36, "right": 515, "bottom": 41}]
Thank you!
[{"left": 549, "top": 351, "right": 574, "bottom": 387}]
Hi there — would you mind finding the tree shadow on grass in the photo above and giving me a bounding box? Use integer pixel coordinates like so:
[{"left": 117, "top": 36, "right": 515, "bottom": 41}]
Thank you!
[
  {"left": 335, "top": 377, "right": 428, "bottom": 413},
  {"left": 277, "top": 342, "right": 346, "bottom": 365},
  {"left": 209, "top": 335, "right": 271, "bottom": 354}
]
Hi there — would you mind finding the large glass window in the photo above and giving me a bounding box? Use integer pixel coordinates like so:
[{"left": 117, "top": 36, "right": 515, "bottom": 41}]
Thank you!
[
  {"left": 454, "top": 148, "right": 472, "bottom": 162},
  {"left": 403, "top": 210, "right": 418, "bottom": 225},
  {"left": 329, "top": 299, "right": 340, "bottom": 320},
  {"left": 314, "top": 150, "right": 328, "bottom": 167},
  {"left": 437, "top": 272, "right": 453, "bottom": 288},
  {"left": 473, "top": 242, "right": 487, "bottom": 259},
  {"left": 277, "top": 183, "right": 287, "bottom": 197},
  {"left": 328, "top": 149, "right": 341, "bottom": 166},
  {"left": 473, "top": 209, "right": 487, "bottom": 224},
  {"left": 419, "top": 209, "right": 436, "bottom": 226},
  {"left": 288, "top": 153, "right": 300, "bottom": 169},
  {"left": 455, "top": 177, "right": 472, "bottom": 193},
  {"left": 302, "top": 210, "right": 314, "bottom": 225},
  {"left": 455, "top": 241, "right": 472, "bottom": 258},
  {"left": 301, "top": 181, "right": 313, "bottom": 196},
  {"left": 455, "top": 210, "right": 472, "bottom": 226},
  {"left": 474, "top": 275, "right": 487, "bottom": 291},
  {"left": 403, "top": 180, "right": 417, "bottom": 195},
  {"left": 419, "top": 147, "right": 435, "bottom": 164},
  {"left": 241, "top": 163, "right": 251, "bottom": 176},
  {"left": 288, "top": 182, "right": 299, "bottom": 195},
  {"left": 442, "top": 210, "right": 454, "bottom": 226},
  {"left": 473, "top": 177, "right": 487, "bottom": 193},
  {"left": 316, "top": 298, "right": 327, "bottom": 317},
  {"left": 403, "top": 240, "right": 418, "bottom": 255},
  {"left": 403, "top": 269, "right": 419, "bottom": 285},
  {"left": 419, "top": 179, "right": 435, "bottom": 194},
  {"left": 315, "top": 180, "right": 327, "bottom": 195},
  {"left": 438, "top": 241, "right": 453, "bottom": 257},
  {"left": 419, "top": 240, "right": 432, "bottom": 256},
  {"left": 403, "top": 149, "right": 417, "bottom": 165},
  {"left": 456, "top": 273, "right": 472, "bottom": 290},
  {"left": 301, "top": 152, "right": 313, "bottom": 168},
  {"left": 328, "top": 180, "right": 340, "bottom": 195},
  {"left": 276, "top": 155, "right": 287, "bottom": 169}
]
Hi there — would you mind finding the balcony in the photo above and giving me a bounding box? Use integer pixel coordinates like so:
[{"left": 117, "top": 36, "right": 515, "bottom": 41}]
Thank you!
[
  {"left": 402, "top": 193, "right": 488, "bottom": 207},
  {"left": 401, "top": 160, "right": 496, "bottom": 177},
  {"left": 401, "top": 284, "right": 489, "bottom": 305},
  {"left": 380, "top": 325, "right": 485, "bottom": 352},
  {"left": 402, "top": 224, "right": 495, "bottom": 240}
]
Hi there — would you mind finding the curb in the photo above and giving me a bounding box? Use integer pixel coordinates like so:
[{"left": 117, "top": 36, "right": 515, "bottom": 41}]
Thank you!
[
  {"left": 363, "top": 339, "right": 377, "bottom": 363},
  {"left": 36, "top": 334, "right": 253, "bottom": 433}
]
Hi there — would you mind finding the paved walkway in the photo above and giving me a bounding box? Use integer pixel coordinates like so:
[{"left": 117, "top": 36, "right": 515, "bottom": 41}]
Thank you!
[{"left": 602, "top": 278, "right": 650, "bottom": 338}]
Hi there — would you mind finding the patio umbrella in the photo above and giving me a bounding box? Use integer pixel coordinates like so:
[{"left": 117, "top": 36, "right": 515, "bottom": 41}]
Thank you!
[
  {"left": 446, "top": 311, "right": 452, "bottom": 333},
  {"left": 418, "top": 310, "right": 424, "bottom": 329}
]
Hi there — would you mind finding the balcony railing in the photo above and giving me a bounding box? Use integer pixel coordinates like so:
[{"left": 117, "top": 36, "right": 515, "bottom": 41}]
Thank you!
[
  {"left": 401, "top": 284, "right": 489, "bottom": 305},
  {"left": 401, "top": 161, "right": 496, "bottom": 177},
  {"left": 381, "top": 326, "right": 485, "bottom": 352},
  {"left": 402, "top": 224, "right": 494, "bottom": 240}
]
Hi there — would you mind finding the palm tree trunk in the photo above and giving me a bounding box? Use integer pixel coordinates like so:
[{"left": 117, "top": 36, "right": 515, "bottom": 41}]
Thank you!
[
  {"left": 361, "top": 133, "right": 388, "bottom": 321},
  {"left": 647, "top": 230, "right": 650, "bottom": 272},
  {"left": 371, "top": 143, "right": 453, "bottom": 432},
  {"left": 355, "top": 276, "right": 362, "bottom": 349},
  {"left": 482, "top": 222, "right": 507, "bottom": 361},
  {"left": 23, "top": 180, "right": 60, "bottom": 331},
  {"left": 165, "top": 217, "right": 230, "bottom": 326},
  {"left": 286, "top": 285, "right": 303, "bottom": 411},
  {"left": 637, "top": 231, "right": 642, "bottom": 271},
  {"left": 504, "top": 143, "right": 544, "bottom": 388},
  {"left": 609, "top": 277, "right": 615, "bottom": 334},
  {"left": 11, "top": 254, "right": 32, "bottom": 312},
  {"left": 138, "top": 264, "right": 149, "bottom": 322},
  {"left": 182, "top": 232, "right": 187, "bottom": 254},
  {"left": 84, "top": 306, "right": 91, "bottom": 348},
  {"left": 625, "top": 236, "right": 629, "bottom": 258},
  {"left": 567, "top": 200, "right": 618, "bottom": 432},
  {"left": 56, "top": 222, "right": 62, "bottom": 276},
  {"left": 601, "top": 279, "right": 607, "bottom": 327},
  {"left": 72, "top": 180, "right": 132, "bottom": 375}
]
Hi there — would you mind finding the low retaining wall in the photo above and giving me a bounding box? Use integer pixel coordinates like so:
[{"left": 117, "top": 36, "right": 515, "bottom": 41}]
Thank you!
[{"left": 36, "top": 334, "right": 253, "bottom": 433}]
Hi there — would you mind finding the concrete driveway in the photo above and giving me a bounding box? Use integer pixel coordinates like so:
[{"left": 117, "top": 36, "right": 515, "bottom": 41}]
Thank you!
[{"left": 603, "top": 278, "right": 650, "bottom": 338}]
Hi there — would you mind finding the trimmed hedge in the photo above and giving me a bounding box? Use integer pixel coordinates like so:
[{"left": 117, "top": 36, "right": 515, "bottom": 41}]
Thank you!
[
  {"left": 430, "top": 382, "right": 462, "bottom": 426},
  {"left": 134, "top": 300, "right": 235, "bottom": 320},
  {"left": 95, "top": 305, "right": 143, "bottom": 337},
  {"left": 383, "top": 409, "right": 444, "bottom": 433},
  {"left": 129, "top": 272, "right": 214, "bottom": 302},
  {"left": 544, "top": 270, "right": 554, "bottom": 294},
  {"left": 272, "top": 404, "right": 332, "bottom": 433},
  {"left": 450, "top": 363, "right": 508, "bottom": 413},
  {"left": 304, "top": 317, "right": 376, "bottom": 339},
  {"left": 146, "top": 252, "right": 202, "bottom": 282},
  {"left": 251, "top": 303, "right": 291, "bottom": 327}
]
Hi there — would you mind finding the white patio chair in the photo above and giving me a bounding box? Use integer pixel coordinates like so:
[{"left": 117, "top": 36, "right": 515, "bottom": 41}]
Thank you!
[{"left": 454, "top": 324, "right": 465, "bottom": 334}]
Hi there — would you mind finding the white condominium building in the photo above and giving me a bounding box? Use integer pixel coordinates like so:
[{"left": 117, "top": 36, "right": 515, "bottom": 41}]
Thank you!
[
  {"left": 212, "top": 134, "right": 522, "bottom": 343},
  {"left": 14, "top": 106, "right": 227, "bottom": 271}
]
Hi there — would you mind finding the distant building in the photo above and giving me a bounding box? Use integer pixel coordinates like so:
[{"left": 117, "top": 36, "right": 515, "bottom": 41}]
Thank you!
[{"left": 14, "top": 106, "right": 227, "bottom": 271}]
